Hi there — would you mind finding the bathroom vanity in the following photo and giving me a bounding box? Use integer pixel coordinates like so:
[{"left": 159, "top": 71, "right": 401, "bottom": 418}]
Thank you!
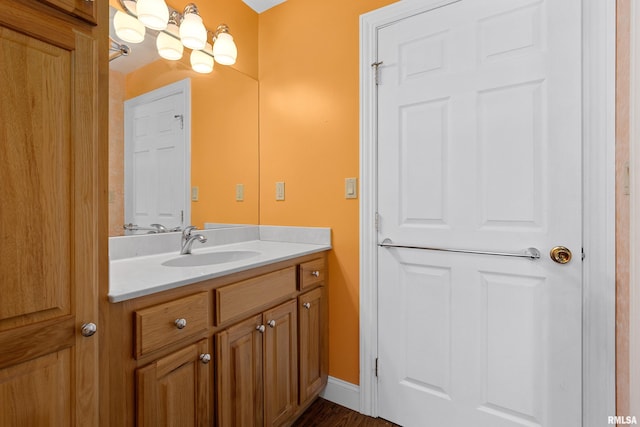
[{"left": 106, "top": 227, "right": 329, "bottom": 426}]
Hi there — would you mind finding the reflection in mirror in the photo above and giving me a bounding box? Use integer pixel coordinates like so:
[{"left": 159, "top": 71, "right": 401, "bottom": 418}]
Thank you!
[{"left": 108, "top": 6, "right": 259, "bottom": 237}]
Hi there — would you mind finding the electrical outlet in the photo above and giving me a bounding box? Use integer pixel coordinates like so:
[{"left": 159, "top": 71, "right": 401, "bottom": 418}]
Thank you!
[
  {"left": 276, "top": 182, "right": 285, "bottom": 201},
  {"left": 236, "top": 184, "right": 244, "bottom": 201}
]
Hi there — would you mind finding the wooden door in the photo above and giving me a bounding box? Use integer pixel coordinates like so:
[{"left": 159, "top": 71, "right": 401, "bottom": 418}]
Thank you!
[
  {"left": 263, "top": 300, "right": 298, "bottom": 427},
  {"left": 298, "top": 287, "right": 328, "bottom": 407},
  {"left": 136, "top": 340, "right": 211, "bottom": 426},
  {"left": 217, "top": 314, "right": 264, "bottom": 427},
  {"left": 0, "top": 1, "right": 99, "bottom": 425},
  {"left": 376, "top": 0, "right": 582, "bottom": 425}
]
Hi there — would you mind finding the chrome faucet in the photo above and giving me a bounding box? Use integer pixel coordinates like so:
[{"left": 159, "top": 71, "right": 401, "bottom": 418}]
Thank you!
[
  {"left": 181, "top": 226, "right": 207, "bottom": 255},
  {"left": 150, "top": 223, "right": 167, "bottom": 233}
]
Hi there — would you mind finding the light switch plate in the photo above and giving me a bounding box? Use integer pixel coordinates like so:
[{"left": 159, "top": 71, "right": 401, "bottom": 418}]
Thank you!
[
  {"left": 236, "top": 184, "right": 244, "bottom": 201},
  {"left": 276, "top": 182, "right": 285, "bottom": 201},
  {"left": 345, "top": 177, "right": 357, "bottom": 199},
  {"left": 191, "top": 186, "right": 199, "bottom": 201}
]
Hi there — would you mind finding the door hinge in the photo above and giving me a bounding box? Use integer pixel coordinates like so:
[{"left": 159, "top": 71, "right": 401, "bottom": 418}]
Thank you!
[
  {"left": 582, "top": 248, "right": 586, "bottom": 261},
  {"left": 375, "top": 212, "right": 380, "bottom": 232},
  {"left": 375, "top": 357, "right": 379, "bottom": 377},
  {"left": 181, "top": 210, "right": 184, "bottom": 224},
  {"left": 174, "top": 114, "right": 184, "bottom": 129},
  {"left": 372, "top": 61, "right": 383, "bottom": 85}
]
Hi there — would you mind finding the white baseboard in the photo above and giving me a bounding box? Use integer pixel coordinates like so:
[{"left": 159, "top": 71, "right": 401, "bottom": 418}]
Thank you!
[{"left": 319, "top": 376, "right": 361, "bottom": 413}]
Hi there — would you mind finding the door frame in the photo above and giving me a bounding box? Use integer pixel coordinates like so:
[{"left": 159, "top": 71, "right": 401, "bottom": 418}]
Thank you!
[
  {"left": 124, "top": 78, "right": 191, "bottom": 228},
  {"left": 359, "top": 0, "right": 616, "bottom": 424}
]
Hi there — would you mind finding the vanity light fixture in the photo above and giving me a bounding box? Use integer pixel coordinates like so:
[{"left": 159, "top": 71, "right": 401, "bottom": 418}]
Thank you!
[
  {"left": 113, "top": 9, "right": 145, "bottom": 44},
  {"left": 156, "top": 11, "right": 183, "bottom": 60},
  {"left": 212, "top": 25, "right": 237, "bottom": 65},
  {"left": 190, "top": 43, "right": 214, "bottom": 74},
  {"left": 135, "top": 0, "right": 169, "bottom": 31},
  {"left": 179, "top": 4, "right": 207, "bottom": 50},
  {"left": 114, "top": 0, "right": 237, "bottom": 74}
]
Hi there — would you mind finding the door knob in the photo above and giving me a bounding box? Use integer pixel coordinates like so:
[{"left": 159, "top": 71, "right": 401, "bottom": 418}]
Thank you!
[
  {"left": 256, "top": 325, "right": 265, "bottom": 333},
  {"left": 267, "top": 320, "right": 276, "bottom": 328},
  {"left": 550, "top": 246, "right": 572, "bottom": 264},
  {"left": 81, "top": 323, "right": 97, "bottom": 337},
  {"left": 199, "top": 353, "right": 211, "bottom": 364},
  {"left": 174, "top": 318, "right": 187, "bottom": 329}
]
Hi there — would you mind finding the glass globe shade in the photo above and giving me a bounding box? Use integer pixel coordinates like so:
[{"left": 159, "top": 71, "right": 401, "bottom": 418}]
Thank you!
[
  {"left": 113, "top": 10, "right": 145, "bottom": 44},
  {"left": 190, "top": 46, "right": 214, "bottom": 74},
  {"left": 156, "top": 29, "right": 183, "bottom": 61},
  {"left": 180, "top": 13, "right": 207, "bottom": 50},
  {"left": 213, "top": 33, "right": 237, "bottom": 65},
  {"left": 136, "top": 0, "right": 169, "bottom": 30}
]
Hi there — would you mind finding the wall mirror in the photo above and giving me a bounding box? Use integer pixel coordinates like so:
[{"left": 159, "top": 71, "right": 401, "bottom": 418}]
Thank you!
[{"left": 108, "top": 5, "right": 259, "bottom": 236}]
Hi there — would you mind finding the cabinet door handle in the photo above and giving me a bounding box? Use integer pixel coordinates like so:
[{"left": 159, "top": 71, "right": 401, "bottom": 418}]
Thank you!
[
  {"left": 199, "top": 353, "right": 211, "bottom": 364},
  {"left": 267, "top": 320, "right": 276, "bottom": 328},
  {"left": 303, "top": 302, "right": 311, "bottom": 309},
  {"left": 81, "top": 322, "right": 97, "bottom": 337},
  {"left": 174, "top": 318, "right": 187, "bottom": 329},
  {"left": 256, "top": 325, "right": 265, "bottom": 333},
  {"left": 311, "top": 270, "right": 320, "bottom": 278}
]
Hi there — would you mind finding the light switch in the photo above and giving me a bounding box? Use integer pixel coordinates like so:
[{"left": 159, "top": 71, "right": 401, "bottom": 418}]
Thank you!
[
  {"left": 191, "top": 186, "right": 199, "bottom": 201},
  {"left": 276, "top": 182, "right": 285, "bottom": 201},
  {"left": 236, "top": 184, "right": 244, "bottom": 201},
  {"left": 345, "top": 177, "right": 357, "bottom": 199}
]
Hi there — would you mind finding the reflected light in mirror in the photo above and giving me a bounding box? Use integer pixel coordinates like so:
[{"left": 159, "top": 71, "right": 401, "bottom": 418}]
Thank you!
[
  {"left": 191, "top": 44, "right": 214, "bottom": 73},
  {"left": 113, "top": 10, "right": 145, "bottom": 44},
  {"left": 156, "top": 25, "right": 183, "bottom": 60}
]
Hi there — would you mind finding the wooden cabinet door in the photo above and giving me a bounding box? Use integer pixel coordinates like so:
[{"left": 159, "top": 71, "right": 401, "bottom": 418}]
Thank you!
[
  {"left": 298, "top": 287, "right": 328, "bottom": 407},
  {"left": 217, "top": 314, "right": 264, "bottom": 427},
  {"left": 263, "top": 300, "right": 298, "bottom": 427},
  {"left": 38, "top": 0, "right": 96, "bottom": 24},
  {"left": 136, "top": 339, "right": 211, "bottom": 427},
  {"left": 0, "top": 2, "right": 99, "bottom": 426}
]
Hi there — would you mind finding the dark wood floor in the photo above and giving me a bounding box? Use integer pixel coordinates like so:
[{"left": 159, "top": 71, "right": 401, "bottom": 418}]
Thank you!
[{"left": 292, "top": 398, "right": 400, "bottom": 427}]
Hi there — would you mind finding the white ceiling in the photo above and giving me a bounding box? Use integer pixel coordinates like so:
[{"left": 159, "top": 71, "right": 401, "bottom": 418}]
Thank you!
[{"left": 242, "top": 0, "right": 287, "bottom": 14}]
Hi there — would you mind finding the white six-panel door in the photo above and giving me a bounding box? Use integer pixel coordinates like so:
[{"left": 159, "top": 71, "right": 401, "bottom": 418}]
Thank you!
[
  {"left": 376, "top": 0, "right": 582, "bottom": 425},
  {"left": 124, "top": 80, "right": 189, "bottom": 231}
]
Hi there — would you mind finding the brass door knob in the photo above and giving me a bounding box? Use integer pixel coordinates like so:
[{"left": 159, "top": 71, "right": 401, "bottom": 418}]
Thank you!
[{"left": 550, "top": 246, "right": 572, "bottom": 264}]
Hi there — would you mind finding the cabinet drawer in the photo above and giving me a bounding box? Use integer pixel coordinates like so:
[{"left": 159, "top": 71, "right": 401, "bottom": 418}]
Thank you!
[
  {"left": 299, "top": 258, "right": 325, "bottom": 290},
  {"left": 135, "top": 292, "right": 209, "bottom": 359},
  {"left": 215, "top": 267, "right": 296, "bottom": 325}
]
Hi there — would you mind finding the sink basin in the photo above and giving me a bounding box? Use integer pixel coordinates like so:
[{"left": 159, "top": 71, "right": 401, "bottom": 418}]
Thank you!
[{"left": 162, "top": 250, "right": 261, "bottom": 267}]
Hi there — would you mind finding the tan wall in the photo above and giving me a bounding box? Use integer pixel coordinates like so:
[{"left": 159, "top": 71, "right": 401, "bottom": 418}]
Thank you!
[{"left": 258, "top": 0, "right": 397, "bottom": 384}]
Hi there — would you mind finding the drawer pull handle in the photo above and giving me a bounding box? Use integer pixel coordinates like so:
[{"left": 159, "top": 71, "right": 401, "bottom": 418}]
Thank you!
[
  {"left": 256, "top": 325, "right": 265, "bottom": 333},
  {"left": 199, "top": 353, "right": 211, "bottom": 364},
  {"left": 303, "top": 302, "right": 311, "bottom": 309},
  {"left": 174, "top": 318, "right": 187, "bottom": 329},
  {"left": 267, "top": 320, "right": 276, "bottom": 328},
  {"left": 311, "top": 270, "right": 320, "bottom": 277}
]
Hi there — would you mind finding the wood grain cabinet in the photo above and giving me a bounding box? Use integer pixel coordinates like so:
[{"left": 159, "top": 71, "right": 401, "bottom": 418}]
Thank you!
[
  {"left": 217, "top": 300, "right": 298, "bottom": 427},
  {"left": 38, "top": 0, "right": 96, "bottom": 23},
  {"left": 107, "top": 252, "right": 328, "bottom": 426},
  {"left": 298, "top": 287, "right": 328, "bottom": 408},
  {"left": 137, "top": 339, "right": 211, "bottom": 427},
  {"left": 0, "top": 0, "right": 102, "bottom": 425}
]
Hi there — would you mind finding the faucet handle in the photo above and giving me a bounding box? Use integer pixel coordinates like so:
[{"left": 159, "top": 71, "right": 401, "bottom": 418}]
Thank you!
[{"left": 182, "top": 225, "right": 197, "bottom": 239}]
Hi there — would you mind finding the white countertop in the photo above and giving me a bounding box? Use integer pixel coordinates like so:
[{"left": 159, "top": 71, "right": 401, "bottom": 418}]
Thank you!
[{"left": 109, "top": 239, "right": 330, "bottom": 303}]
